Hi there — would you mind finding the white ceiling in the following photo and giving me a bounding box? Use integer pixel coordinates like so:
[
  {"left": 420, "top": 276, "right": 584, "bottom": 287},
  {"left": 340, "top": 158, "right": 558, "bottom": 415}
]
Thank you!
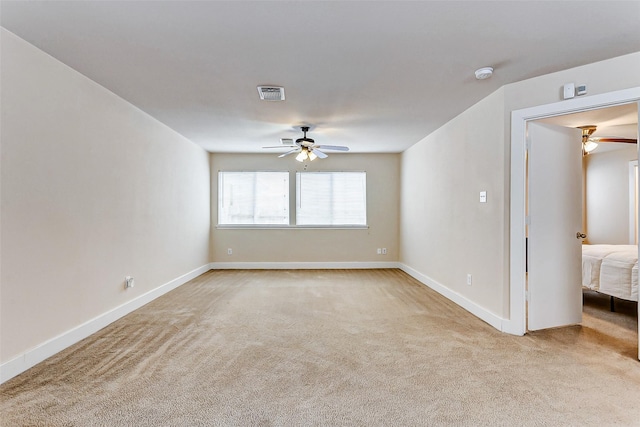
[
  {"left": 539, "top": 104, "right": 638, "bottom": 139},
  {"left": 539, "top": 103, "right": 638, "bottom": 153},
  {"left": 2, "top": 1, "right": 639, "bottom": 154}
]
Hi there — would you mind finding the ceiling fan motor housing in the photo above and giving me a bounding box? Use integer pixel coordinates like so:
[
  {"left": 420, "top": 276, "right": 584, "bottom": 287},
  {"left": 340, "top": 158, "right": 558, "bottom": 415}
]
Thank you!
[
  {"left": 578, "top": 125, "right": 597, "bottom": 142},
  {"left": 296, "top": 126, "right": 314, "bottom": 146},
  {"left": 296, "top": 137, "right": 314, "bottom": 145}
]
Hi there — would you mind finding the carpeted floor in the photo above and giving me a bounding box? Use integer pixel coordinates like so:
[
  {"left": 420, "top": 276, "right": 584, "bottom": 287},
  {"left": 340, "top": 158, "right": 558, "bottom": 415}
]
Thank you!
[{"left": 1, "top": 269, "right": 639, "bottom": 426}]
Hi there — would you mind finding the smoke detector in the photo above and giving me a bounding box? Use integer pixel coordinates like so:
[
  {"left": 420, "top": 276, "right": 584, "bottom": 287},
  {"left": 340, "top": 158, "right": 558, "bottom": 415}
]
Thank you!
[
  {"left": 474, "top": 67, "right": 494, "bottom": 80},
  {"left": 257, "top": 86, "right": 285, "bottom": 101}
]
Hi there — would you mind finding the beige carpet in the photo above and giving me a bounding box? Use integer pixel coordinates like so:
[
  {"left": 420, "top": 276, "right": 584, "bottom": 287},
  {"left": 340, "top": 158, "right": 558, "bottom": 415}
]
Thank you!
[{"left": 1, "top": 269, "right": 639, "bottom": 426}]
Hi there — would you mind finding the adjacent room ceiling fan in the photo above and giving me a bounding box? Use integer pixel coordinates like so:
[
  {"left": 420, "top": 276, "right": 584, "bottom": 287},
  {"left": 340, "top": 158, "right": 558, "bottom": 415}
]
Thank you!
[
  {"left": 263, "top": 126, "right": 349, "bottom": 161},
  {"left": 578, "top": 125, "right": 637, "bottom": 155}
]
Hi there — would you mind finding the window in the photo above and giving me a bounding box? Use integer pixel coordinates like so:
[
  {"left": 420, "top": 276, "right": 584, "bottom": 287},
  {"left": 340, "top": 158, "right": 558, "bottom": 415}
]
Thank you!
[
  {"left": 296, "top": 172, "right": 367, "bottom": 226},
  {"left": 218, "top": 171, "right": 289, "bottom": 225}
]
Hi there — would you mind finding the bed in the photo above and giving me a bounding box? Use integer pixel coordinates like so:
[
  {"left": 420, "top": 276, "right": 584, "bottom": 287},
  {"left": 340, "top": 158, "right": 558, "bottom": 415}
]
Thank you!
[{"left": 582, "top": 244, "right": 638, "bottom": 303}]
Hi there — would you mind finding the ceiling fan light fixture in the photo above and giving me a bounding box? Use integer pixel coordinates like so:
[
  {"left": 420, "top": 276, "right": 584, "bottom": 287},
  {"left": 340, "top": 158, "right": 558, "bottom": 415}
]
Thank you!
[
  {"left": 308, "top": 150, "right": 317, "bottom": 161},
  {"left": 474, "top": 67, "right": 494, "bottom": 80},
  {"left": 583, "top": 140, "right": 598, "bottom": 153},
  {"left": 296, "top": 149, "right": 308, "bottom": 162}
]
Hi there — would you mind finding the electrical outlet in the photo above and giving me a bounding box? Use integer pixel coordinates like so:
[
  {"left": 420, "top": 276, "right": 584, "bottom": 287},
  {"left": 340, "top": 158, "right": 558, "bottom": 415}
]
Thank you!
[
  {"left": 227, "top": 248, "right": 233, "bottom": 255},
  {"left": 125, "top": 276, "right": 134, "bottom": 289},
  {"left": 377, "top": 248, "right": 382, "bottom": 255},
  {"left": 382, "top": 248, "right": 387, "bottom": 255},
  {"left": 466, "top": 274, "right": 472, "bottom": 286}
]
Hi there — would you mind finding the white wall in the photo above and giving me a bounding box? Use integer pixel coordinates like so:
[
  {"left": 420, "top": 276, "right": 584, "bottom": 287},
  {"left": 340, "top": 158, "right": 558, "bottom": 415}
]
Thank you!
[
  {"left": 585, "top": 146, "right": 638, "bottom": 244},
  {"left": 400, "top": 51, "right": 640, "bottom": 322},
  {"left": 210, "top": 153, "right": 400, "bottom": 264},
  {"left": 400, "top": 89, "right": 506, "bottom": 317},
  {"left": 0, "top": 30, "right": 211, "bottom": 367}
]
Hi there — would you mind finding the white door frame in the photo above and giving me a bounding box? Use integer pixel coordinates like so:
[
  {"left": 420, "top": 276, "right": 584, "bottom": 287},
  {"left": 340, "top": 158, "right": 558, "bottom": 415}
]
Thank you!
[
  {"left": 629, "top": 160, "right": 638, "bottom": 245},
  {"left": 507, "top": 87, "right": 640, "bottom": 337}
]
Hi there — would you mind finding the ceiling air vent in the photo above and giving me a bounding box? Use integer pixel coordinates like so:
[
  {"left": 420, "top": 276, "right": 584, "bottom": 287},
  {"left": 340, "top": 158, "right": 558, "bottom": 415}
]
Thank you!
[{"left": 257, "top": 86, "right": 285, "bottom": 101}]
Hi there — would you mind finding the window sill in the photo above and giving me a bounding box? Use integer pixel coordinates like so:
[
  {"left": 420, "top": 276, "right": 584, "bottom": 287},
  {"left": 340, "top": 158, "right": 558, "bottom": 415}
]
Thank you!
[{"left": 216, "top": 225, "right": 369, "bottom": 230}]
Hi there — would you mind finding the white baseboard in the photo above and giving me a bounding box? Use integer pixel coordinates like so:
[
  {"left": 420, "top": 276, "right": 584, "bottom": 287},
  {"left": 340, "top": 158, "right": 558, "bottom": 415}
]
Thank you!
[
  {"left": 209, "top": 261, "right": 399, "bottom": 269},
  {"left": 398, "top": 263, "right": 506, "bottom": 332},
  {"left": 0, "top": 263, "right": 211, "bottom": 384}
]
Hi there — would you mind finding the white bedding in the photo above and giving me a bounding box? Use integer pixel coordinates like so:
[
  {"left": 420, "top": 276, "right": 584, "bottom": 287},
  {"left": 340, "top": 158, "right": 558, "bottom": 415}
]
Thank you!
[{"left": 582, "top": 244, "right": 638, "bottom": 302}]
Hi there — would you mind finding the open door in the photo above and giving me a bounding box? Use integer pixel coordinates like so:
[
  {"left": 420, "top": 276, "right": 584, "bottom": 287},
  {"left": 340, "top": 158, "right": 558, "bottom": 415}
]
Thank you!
[{"left": 528, "top": 122, "right": 583, "bottom": 331}]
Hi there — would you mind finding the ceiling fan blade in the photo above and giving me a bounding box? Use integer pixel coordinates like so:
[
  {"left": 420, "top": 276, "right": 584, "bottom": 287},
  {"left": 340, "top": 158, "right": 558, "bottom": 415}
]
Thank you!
[
  {"left": 311, "top": 148, "right": 328, "bottom": 159},
  {"left": 263, "top": 145, "right": 298, "bottom": 148},
  {"left": 315, "top": 145, "right": 349, "bottom": 152},
  {"left": 278, "top": 148, "right": 300, "bottom": 158},
  {"left": 593, "top": 137, "right": 637, "bottom": 144}
]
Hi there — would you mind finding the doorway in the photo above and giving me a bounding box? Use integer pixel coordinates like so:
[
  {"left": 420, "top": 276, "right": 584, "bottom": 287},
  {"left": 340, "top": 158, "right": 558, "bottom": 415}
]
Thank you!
[
  {"left": 527, "top": 105, "right": 638, "bottom": 332},
  {"left": 508, "top": 87, "right": 640, "bottom": 359}
]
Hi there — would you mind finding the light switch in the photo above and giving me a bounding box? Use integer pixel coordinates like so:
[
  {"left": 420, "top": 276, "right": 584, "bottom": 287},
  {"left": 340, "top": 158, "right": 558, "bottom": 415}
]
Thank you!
[{"left": 480, "top": 191, "right": 487, "bottom": 203}]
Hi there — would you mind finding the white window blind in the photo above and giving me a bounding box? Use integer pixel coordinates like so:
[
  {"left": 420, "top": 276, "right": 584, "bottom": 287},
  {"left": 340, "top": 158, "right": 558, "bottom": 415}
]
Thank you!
[
  {"left": 218, "top": 171, "right": 289, "bottom": 225},
  {"left": 296, "top": 172, "right": 367, "bottom": 226}
]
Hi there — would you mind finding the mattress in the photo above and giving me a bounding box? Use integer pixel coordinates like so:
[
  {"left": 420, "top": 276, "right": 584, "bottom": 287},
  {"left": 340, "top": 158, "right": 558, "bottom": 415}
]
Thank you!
[{"left": 582, "top": 244, "right": 638, "bottom": 302}]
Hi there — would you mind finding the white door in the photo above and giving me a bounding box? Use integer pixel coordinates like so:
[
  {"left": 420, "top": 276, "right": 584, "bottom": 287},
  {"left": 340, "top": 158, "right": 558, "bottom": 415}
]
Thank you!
[{"left": 528, "top": 122, "right": 583, "bottom": 331}]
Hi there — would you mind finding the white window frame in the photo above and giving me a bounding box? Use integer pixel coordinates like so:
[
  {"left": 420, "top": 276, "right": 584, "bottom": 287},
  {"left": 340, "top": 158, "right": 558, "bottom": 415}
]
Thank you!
[
  {"left": 217, "top": 171, "right": 290, "bottom": 226},
  {"left": 296, "top": 171, "right": 367, "bottom": 227}
]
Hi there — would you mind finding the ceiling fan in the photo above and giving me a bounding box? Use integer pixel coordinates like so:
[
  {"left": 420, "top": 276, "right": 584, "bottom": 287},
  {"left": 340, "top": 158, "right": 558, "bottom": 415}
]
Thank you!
[
  {"left": 263, "top": 126, "right": 349, "bottom": 162},
  {"left": 578, "top": 125, "right": 637, "bottom": 155}
]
